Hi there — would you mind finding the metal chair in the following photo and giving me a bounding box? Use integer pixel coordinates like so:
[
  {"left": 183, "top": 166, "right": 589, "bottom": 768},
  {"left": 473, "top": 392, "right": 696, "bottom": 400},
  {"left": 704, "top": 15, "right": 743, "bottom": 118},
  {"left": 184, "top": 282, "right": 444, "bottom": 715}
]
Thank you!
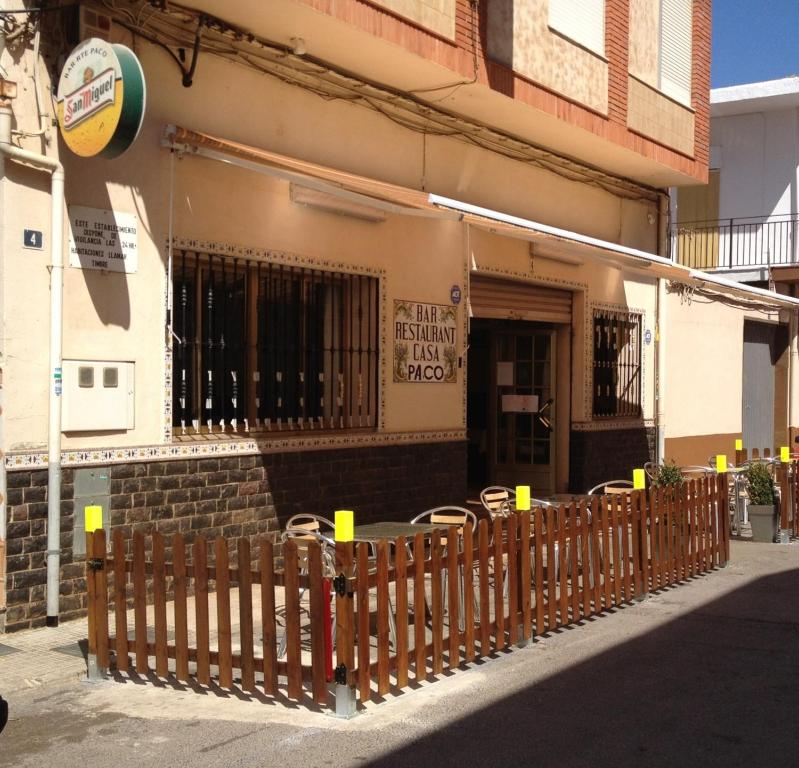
[
  {"left": 480, "top": 486, "right": 516, "bottom": 519},
  {"left": 278, "top": 527, "right": 336, "bottom": 658},
  {"left": 284, "top": 513, "right": 334, "bottom": 536},
  {"left": 587, "top": 479, "right": 634, "bottom": 496},
  {"left": 410, "top": 506, "right": 477, "bottom": 630}
]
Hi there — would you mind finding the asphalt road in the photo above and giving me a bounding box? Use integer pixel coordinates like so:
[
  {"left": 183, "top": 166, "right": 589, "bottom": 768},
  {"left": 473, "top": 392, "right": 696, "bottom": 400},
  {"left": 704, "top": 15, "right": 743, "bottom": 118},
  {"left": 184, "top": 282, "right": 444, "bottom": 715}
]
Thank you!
[{"left": 2, "top": 541, "right": 798, "bottom": 768}]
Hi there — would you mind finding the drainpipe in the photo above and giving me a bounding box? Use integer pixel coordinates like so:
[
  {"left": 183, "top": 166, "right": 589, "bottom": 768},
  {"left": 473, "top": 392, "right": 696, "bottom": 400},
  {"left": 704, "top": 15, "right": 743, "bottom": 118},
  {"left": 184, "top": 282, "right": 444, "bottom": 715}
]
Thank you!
[
  {"left": 655, "top": 192, "right": 670, "bottom": 464},
  {"left": 0, "top": 82, "right": 65, "bottom": 627}
]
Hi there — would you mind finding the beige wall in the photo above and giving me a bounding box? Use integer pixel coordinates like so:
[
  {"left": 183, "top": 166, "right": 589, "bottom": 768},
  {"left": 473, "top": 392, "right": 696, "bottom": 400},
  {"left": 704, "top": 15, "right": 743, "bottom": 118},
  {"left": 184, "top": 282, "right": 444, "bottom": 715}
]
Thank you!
[
  {"left": 628, "top": 0, "right": 660, "bottom": 87},
  {"left": 369, "top": 0, "right": 456, "bottom": 40},
  {"left": 487, "top": 0, "right": 609, "bottom": 115},
  {"left": 664, "top": 291, "right": 786, "bottom": 443},
  {"left": 2, "top": 16, "right": 665, "bottom": 455},
  {"left": 627, "top": 76, "right": 695, "bottom": 157}
]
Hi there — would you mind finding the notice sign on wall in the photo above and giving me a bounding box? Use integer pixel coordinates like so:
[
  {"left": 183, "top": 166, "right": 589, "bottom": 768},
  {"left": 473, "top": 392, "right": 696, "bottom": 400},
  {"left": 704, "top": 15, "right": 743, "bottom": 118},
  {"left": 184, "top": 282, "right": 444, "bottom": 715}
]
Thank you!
[
  {"left": 68, "top": 205, "right": 138, "bottom": 273},
  {"left": 393, "top": 299, "right": 458, "bottom": 383}
]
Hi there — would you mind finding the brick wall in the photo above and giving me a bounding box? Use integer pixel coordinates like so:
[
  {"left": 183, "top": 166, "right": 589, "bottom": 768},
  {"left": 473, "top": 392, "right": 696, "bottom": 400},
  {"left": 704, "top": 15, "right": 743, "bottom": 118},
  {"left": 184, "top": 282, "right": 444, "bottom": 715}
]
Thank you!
[
  {"left": 1, "top": 440, "right": 466, "bottom": 632},
  {"left": 569, "top": 427, "right": 656, "bottom": 493}
]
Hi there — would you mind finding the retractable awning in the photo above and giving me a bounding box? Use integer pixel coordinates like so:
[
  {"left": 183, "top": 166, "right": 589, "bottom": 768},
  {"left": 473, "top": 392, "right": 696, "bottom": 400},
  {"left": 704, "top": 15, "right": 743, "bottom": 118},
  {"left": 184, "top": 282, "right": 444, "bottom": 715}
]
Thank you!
[{"left": 162, "top": 125, "right": 461, "bottom": 221}]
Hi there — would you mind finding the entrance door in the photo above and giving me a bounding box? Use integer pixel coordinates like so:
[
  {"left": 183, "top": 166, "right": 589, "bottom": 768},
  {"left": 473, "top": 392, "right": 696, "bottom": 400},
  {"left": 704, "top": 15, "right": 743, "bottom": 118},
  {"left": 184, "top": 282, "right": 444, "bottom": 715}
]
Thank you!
[
  {"left": 742, "top": 320, "right": 775, "bottom": 452},
  {"left": 490, "top": 326, "right": 556, "bottom": 494}
]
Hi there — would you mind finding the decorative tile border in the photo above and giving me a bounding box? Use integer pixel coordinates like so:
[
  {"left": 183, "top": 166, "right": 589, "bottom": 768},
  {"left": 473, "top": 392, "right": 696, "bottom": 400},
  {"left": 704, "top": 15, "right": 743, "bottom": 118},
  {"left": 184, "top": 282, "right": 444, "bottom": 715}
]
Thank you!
[
  {"left": 571, "top": 419, "right": 654, "bottom": 432},
  {"left": 4, "top": 429, "right": 467, "bottom": 470}
]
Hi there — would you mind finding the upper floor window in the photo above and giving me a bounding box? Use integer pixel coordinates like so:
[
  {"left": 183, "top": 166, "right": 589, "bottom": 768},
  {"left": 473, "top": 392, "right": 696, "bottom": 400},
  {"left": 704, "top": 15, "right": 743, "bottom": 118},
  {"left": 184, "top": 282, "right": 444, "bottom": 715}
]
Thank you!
[
  {"left": 171, "top": 251, "right": 379, "bottom": 436},
  {"left": 659, "top": 0, "right": 692, "bottom": 105},
  {"left": 592, "top": 309, "right": 642, "bottom": 419},
  {"left": 549, "top": 0, "right": 605, "bottom": 57}
]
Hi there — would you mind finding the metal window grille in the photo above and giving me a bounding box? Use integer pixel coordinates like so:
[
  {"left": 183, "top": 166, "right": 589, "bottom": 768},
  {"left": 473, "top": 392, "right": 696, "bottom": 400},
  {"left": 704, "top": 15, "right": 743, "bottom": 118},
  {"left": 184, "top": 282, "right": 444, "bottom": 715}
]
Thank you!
[
  {"left": 171, "top": 251, "right": 379, "bottom": 434},
  {"left": 592, "top": 310, "right": 642, "bottom": 418}
]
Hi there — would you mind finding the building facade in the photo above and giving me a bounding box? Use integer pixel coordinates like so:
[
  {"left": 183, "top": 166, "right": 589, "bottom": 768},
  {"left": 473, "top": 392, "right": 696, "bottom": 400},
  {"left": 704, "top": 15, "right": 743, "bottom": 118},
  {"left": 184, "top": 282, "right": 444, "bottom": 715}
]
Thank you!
[{"left": 3, "top": 0, "right": 787, "bottom": 633}]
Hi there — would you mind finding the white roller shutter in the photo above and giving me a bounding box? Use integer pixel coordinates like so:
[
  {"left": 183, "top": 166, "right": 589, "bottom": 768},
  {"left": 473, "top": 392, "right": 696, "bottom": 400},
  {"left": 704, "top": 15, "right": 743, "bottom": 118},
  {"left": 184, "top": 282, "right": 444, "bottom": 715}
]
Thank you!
[
  {"left": 548, "top": 0, "right": 605, "bottom": 56},
  {"left": 660, "top": 0, "right": 692, "bottom": 105},
  {"left": 470, "top": 276, "right": 572, "bottom": 325}
]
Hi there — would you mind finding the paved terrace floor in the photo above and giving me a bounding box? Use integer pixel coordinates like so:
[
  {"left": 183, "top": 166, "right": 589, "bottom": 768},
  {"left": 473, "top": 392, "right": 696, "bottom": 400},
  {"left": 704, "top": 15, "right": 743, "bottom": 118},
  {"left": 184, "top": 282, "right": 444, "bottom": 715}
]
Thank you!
[{"left": 1, "top": 540, "right": 799, "bottom": 767}]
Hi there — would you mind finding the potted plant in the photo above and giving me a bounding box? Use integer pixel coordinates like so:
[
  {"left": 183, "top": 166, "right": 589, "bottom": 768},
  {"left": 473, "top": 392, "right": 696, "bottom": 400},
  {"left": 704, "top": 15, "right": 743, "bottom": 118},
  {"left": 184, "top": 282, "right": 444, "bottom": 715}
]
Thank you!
[
  {"left": 746, "top": 462, "right": 778, "bottom": 543},
  {"left": 653, "top": 461, "right": 684, "bottom": 489}
]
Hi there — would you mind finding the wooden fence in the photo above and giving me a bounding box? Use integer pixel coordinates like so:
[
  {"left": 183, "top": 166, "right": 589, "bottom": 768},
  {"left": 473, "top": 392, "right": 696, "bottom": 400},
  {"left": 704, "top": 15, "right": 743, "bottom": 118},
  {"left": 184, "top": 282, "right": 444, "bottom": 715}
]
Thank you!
[{"left": 86, "top": 475, "right": 729, "bottom": 710}]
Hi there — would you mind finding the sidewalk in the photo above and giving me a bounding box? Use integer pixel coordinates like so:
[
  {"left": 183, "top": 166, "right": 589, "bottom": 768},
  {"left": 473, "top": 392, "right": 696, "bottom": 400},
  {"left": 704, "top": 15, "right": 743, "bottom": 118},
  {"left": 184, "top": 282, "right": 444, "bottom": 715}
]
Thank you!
[{"left": 0, "top": 616, "right": 89, "bottom": 695}]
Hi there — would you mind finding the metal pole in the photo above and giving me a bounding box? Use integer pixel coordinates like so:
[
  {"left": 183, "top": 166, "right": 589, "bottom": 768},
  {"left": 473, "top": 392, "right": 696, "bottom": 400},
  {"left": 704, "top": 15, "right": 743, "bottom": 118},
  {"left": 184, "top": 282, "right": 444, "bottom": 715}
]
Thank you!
[{"left": 0, "top": 90, "right": 65, "bottom": 627}]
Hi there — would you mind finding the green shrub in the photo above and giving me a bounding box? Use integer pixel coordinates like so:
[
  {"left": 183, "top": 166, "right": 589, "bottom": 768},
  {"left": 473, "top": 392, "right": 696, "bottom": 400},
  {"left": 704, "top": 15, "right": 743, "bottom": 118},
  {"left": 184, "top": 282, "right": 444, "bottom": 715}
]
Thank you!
[
  {"left": 653, "top": 461, "right": 684, "bottom": 488},
  {"left": 746, "top": 462, "right": 775, "bottom": 506}
]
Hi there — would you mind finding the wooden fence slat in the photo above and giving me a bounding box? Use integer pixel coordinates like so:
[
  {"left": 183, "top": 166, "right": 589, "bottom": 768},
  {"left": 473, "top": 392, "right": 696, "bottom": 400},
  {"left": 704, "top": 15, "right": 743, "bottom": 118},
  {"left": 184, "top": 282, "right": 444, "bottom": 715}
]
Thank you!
[
  {"left": 133, "top": 531, "right": 148, "bottom": 674},
  {"left": 533, "top": 509, "right": 545, "bottom": 635},
  {"left": 237, "top": 538, "right": 256, "bottom": 694},
  {"left": 478, "top": 521, "right": 491, "bottom": 654},
  {"left": 173, "top": 534, "right": 189, "bottom": 683},
  {"left": 557, "top": 506, "right": 568, "bottom": 624},
  {"left": 356, "top": 542, "right": 372, "bottom": 701},
  {"left": 579, "top": 502, "right": 591, "bottom": 616},
  {"left": 546, "top": 506, "right": 558, "bottom": 630},
  {"left": 710, "top": 475, "right": 720, "bottom": 568},
  {"left": 308, "top": 540, "right": 328, "bottom": 704},
  {"left": 699, "top": 478, "right": 708, "bottom": 573},
  {"left": 446, "top": 527, "right": 461, "bottom": 667},
  {"left": 395, "top": 536, "right": 410, "bottom": 686},
  {"left": 492, "top": 518, "right": 505, "bottom": 650},
  {"left": 152, "top": 533, "right": 168, "bottom": 678},
  {"left": 590, "top": 497, "right": 602, "bottom": 611},
  {"left": 413, "top": 533, "right": 427, "bottom": 680},
  {"left": 722, "top": 472, "right": 731, "bottom": 566},
  {"left": 519, "top": 515, "right": 531, "bottom": 644},
  {"left": 284, "top": 540, "right": 303, "bottom": 699},
  {"left": 215, "top": 537, "right": 233, "bottom": 691},
  {"left": 376, "top": 540, "right": 391, "bottom": 695},
  {"left": 569, "top": 504, "right": 581, "bottom": 620},
  {"left": 620, "top": 497, "right": 632, "bottom": 602},
  {"left": 630, "top": 492, "right": 642, "bottom": 599},
  {"left": 600, "top": 497, "right": 612, "bottom": 610},
  {"left": 506, "top": 515, "right": 518, "bottom": 646},
  {"left": 260, "top": 538, "right": 278, "bottom": 695},
  {"left": 194, "top": 536, "right": 210, "bottom": 685},
  {"left": 463, "top": 523, "right": 477, "bottom": 660},
  {"left": 431, "top": 531, "right": 445, "bottom": 673},
  {"left": 669, "top": 487, "right": 677, "bottom": 583},
  {"left": 93, "top": 529, "right": 110, "bottom": 671},
  {"left": 113, "top": 530, "right": 128, "bottom": 672},
  {"left": 688, "top": 480, "right": 697, "bottom": 578},
  {"left": 610, "top": 496, "right": 622, "bottom": 607},
  {"left": 650, "top": 488, "right": 660, "bottom": 590},
  {"left": 638, "top": 491, "right": 650, "bottom": 598}
]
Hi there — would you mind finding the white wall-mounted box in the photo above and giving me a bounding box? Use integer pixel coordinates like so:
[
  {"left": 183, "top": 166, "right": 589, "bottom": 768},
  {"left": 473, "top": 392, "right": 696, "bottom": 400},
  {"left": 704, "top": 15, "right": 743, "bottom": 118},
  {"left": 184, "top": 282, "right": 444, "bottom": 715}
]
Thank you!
[{"left": 62, "top": 360, "right": 135, "bottom": 432}]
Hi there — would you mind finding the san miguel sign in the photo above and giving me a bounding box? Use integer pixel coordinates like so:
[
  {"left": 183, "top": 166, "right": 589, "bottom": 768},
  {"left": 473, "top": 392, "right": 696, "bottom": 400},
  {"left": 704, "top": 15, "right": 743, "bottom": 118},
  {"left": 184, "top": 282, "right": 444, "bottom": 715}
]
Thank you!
[
  {"left": 393, "top": 300, "right": 458, "bottom": 383},
  {"left": 56, "top": 38, "right": 145, "bottom": 159}
]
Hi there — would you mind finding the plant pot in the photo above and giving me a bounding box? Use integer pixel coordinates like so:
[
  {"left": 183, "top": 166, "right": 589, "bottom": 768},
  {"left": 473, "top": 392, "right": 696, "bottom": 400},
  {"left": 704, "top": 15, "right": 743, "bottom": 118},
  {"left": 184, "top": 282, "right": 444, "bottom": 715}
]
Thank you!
[{"left": 748, "top": 504, "right": 778, "bottom": 543}]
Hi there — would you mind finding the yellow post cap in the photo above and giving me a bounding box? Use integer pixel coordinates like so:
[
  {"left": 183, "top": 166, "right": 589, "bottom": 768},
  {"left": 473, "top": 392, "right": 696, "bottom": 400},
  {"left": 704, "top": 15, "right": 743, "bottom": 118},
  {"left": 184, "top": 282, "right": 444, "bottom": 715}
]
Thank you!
[
  {"left": 716, "top": 454, "right": 727, "bottom": 473},
  {"left": 515, "top": 485, "right": 531, "bottom": 511},
  {"left": 781, "top": 446, "right": 790, "bottom": 463},
  {"left": 84, "top": 505, "right": 103, "bottom": 533},
  {"left": 335, "top": 510, "right": 354, "bottom": 542},
  {"left": 633, "top": 468, "right": 646, "bottom": 490},
  {"left": 735, "top": 438, "right": 743, "bottom": 451}
]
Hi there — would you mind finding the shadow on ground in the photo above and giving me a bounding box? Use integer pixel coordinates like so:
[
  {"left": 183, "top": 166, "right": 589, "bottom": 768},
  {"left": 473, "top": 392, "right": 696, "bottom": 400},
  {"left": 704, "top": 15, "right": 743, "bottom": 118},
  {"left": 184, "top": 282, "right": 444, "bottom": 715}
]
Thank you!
[{"left": 366, "top": 567, "right": 799, "bottom": 768}]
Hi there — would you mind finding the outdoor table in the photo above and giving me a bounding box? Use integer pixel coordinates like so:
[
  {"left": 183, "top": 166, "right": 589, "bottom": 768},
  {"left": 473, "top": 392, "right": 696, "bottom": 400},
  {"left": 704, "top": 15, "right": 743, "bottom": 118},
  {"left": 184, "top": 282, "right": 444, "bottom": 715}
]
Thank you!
[{"left": 350, "top": 521, "right": 448, "bottom": 543}]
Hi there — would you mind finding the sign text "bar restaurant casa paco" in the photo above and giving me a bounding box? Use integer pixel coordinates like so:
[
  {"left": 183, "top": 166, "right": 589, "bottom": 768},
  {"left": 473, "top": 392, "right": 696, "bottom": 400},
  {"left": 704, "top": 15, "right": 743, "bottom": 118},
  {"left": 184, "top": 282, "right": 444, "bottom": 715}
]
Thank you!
[{"left": 393, "top": 300, "right": 458, "bottom": 383}]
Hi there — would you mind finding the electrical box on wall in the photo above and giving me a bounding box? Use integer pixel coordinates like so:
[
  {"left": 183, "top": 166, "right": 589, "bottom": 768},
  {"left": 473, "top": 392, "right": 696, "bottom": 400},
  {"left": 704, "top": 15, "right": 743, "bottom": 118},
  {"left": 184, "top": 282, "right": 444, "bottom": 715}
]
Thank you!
[{"left": 62, "top": 360, "right": 135, "bottom": 432}]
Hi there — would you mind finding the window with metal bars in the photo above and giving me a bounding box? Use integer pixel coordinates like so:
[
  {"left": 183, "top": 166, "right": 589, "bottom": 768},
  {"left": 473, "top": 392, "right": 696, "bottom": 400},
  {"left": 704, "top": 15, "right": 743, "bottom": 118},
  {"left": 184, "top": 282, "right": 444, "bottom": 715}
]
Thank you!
[
  {"left": 592, "top": 310, "right": 642, "bottom": 418},
  {"left": 171, "top": 251, "right": 379, "bottom": 434}
]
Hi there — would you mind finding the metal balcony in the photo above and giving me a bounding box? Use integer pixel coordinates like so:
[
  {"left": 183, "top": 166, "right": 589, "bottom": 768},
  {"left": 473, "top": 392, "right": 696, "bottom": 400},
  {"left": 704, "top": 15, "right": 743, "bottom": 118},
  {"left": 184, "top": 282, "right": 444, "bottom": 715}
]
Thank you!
[{"left": 671, "top": 214, "right": 799, "bottom": 272}]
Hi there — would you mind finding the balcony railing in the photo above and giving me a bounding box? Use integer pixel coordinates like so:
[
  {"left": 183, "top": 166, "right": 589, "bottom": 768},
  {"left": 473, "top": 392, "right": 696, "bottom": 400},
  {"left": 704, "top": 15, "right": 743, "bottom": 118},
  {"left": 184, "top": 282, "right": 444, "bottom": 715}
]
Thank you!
[{"left": 670, "top": 214, "right": 799, "bottom": 271}]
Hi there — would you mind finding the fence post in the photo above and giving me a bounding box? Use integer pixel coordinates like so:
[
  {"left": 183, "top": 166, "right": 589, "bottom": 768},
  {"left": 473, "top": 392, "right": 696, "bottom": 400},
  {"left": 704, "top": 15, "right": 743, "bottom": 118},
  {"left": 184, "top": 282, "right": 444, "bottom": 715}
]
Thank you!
[
  {"left": 334, "top": 531, "right": 357, "bottom": 718},
  {"left": 85, "top": 516, "right": 108, "bottom": 682}
]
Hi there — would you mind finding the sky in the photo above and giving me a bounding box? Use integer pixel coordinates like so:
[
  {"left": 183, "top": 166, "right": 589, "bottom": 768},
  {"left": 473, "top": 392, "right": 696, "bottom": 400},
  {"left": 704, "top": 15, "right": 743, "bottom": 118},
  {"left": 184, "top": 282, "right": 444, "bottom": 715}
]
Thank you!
[{"left": 712, "top": 0, "right": 799, "bottom": 88}]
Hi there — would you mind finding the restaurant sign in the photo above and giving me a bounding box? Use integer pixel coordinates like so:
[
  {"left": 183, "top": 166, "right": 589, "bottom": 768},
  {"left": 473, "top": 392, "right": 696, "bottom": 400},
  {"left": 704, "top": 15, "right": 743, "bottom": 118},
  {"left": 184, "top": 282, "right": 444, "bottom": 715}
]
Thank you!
[
  {"left": 56, "top": 38, "right": 146, "bottom": 159},
  {"left": 394, "top": 300, "right": 457, "bottom": 383}
]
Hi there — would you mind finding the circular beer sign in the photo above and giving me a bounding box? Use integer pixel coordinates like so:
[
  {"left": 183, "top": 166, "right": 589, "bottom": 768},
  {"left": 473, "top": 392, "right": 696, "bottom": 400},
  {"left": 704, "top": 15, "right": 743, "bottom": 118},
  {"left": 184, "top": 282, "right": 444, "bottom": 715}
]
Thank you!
[{"left": 56, "top": 38, "right": 146, "bottom": 159}]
